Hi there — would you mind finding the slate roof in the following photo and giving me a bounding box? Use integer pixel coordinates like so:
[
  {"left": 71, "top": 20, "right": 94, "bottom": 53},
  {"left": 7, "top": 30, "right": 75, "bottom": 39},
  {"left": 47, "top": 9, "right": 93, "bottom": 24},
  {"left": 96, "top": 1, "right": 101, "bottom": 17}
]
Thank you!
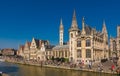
[{"left": 52, "top": 45, "right": 69, "bottom": 50}]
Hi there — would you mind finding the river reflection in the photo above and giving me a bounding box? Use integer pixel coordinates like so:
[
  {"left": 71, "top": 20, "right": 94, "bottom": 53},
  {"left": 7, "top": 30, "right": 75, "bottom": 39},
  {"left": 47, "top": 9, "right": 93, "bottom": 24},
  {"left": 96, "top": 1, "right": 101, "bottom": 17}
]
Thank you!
[{"left": 0, "top": 62, "right": 117, "bottom": 76}]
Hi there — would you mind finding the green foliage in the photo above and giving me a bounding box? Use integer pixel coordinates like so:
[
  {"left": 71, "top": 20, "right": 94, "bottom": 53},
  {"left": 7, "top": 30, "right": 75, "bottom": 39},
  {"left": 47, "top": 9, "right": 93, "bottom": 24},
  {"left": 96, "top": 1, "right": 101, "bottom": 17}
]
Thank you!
[
  {"left": 65, "top": 58, "right": 69, "bottom": 62},
  {"left": 53, "top": 57, "right": 69, "bottom": 63}
]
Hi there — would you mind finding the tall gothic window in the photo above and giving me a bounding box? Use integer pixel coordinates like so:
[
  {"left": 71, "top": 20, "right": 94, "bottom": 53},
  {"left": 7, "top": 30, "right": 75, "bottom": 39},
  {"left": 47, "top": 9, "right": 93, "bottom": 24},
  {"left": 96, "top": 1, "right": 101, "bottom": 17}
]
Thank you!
[
  {"left": 86, "top": 39, "right": 91, "bottom": 47},
  {"left": 77, "top": 41, "right": 81, "bottom": 47},
  {"left": 62, "top": 51, "right": 64, "bottom": 57},
  {"left": 113, "top": 41, "right": 116, "bottom": 51},
  {"left": 77, "top": 49, "right": 82, "bottom": 58},
  {"left": 56, "top": 51, "right": 58, "bottom": 57},
  {"left": 59, "top": 51, "right": 61, "bottom": 57},
  {"left": 65, "top": 51, "right": 67, "bottom": 57},
  {"left": 86, "top": 49, "right": 91, "bottom": 58}
]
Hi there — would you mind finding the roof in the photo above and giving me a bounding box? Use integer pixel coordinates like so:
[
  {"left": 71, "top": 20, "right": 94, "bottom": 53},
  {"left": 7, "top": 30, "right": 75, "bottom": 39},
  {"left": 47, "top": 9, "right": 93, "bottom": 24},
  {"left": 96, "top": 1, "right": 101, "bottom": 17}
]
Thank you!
[
  {"left": 27, "top": 42, "right": 31, "bottom": 47},
  {"left": 34, "top": 39, "right": 39, "bottom": 48},
  {"left": 19, "top": 45, "right": 24, "bottom": 50},
  {"left": 52, "top": 45, "right": 69, "bottom": 50},
  {"left": 85, "top": 25, "right": 92, "bottom": 35}
]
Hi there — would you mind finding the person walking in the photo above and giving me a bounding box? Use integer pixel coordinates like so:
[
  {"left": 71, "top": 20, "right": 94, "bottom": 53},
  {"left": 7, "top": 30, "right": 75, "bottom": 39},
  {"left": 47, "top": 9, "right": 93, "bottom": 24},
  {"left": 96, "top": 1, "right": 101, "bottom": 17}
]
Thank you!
[
  {"left": 111, "top": 64, "right": 115, "bottom": 73},
  {"left": 97, "top": 63, "right": 103, "bottom": 72},
  {"left": 88, "top": 61, "right": 92, "bottom": 69}
]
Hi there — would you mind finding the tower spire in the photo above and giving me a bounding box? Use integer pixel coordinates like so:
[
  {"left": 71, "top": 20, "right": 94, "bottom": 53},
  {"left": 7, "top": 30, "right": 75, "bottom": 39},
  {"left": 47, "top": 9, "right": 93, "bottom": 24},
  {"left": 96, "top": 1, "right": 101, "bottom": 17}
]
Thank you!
[
  {"left": 102, "top": 20, "right": 107, "bottom": 34},
  {"left": 60, "top": 18, "right": 63, "bottom": 25},
  {"left": 60, "top": 18, "right": 63, "bottom": 30},
  {"left": 81, "top": 17, "right": 86, "bottom": 35},
  {"left": 59, "top": 18, "right": 64, "bottom": 46},
  {"left": 71, "top": 10, "right": 78, "bottom": 28}
]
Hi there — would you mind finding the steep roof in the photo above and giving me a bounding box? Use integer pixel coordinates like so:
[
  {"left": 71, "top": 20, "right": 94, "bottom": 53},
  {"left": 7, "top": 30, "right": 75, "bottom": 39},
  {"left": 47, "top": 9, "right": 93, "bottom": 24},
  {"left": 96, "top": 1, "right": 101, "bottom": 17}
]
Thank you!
[
  {"left": 19, "top": 45, "right": 24, "bottom": 50},
  {"left": 85, "top": 25, "right": 92, "bottom": 35}
]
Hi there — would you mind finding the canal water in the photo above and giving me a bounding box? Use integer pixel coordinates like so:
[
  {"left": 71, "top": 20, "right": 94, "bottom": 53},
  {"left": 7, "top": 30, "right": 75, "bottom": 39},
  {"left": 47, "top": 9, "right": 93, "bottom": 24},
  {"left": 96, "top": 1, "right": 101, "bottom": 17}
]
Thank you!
[{"left": 0, "top": 62, "right": 117, "bottom": 76}]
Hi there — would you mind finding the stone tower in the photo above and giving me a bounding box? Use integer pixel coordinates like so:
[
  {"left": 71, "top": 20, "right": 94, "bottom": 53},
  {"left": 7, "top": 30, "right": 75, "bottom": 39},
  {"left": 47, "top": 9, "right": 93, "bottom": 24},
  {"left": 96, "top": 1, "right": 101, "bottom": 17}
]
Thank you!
[
  {"left": 102, "top": 20, "right": 109, "bottom": 58},
  {"left": 117, "top": 26, "right": 120, "bottom": 57},
  {"left": 59, "top": 19, "right": 64, "bottom": 46},
  {"left": 69, "top": 10, "right": 79, "bottom": 62}
]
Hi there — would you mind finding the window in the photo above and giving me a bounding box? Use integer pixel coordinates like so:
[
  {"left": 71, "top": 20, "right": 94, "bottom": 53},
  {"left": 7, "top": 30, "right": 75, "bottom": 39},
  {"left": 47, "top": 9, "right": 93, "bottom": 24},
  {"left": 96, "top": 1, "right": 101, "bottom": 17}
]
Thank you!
[
  {"left": 56, "top": 51, "right": 58, "bottom": 57},
  {"left": 65, "top": 51, "right": 67, "bottom": 57},
  {"left": 113, "top": 41, "right": 116, "bottom": 51},
  {"left": 77, "top": 41, "right": 81, "bottom": 47},
  {"left": 86, "top": 39, "right": 91, "bottom": 47},
  {"left": 62, "top": 51, "right": 64, "bottom": 57},
  {"left": 77, "top": 49, "right": 82, "bottom": 58},
  {"left": 86, "top": 49, "right": 91, "bottom": 58},
  {"left": 53, "top": 51, "right": 55, "bottom": 56},
  {"left": 46, "top": 52, "right": 48, "bottom": 55},
  {"left": 59, "top": 51, "right": 61, "bottom": 57},
  {"left": 71, "top": 33, "right": 73, "bottom": 38},
  {"left": 106, "top": 41, "right": 108, "bottom": 45}
]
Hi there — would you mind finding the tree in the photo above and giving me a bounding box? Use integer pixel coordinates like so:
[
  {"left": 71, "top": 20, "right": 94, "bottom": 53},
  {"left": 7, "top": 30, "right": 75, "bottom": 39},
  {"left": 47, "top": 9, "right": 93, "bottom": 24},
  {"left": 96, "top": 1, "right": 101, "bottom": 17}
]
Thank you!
[{"left": 51, "top": 56, "right": 54, "bottom": 62}]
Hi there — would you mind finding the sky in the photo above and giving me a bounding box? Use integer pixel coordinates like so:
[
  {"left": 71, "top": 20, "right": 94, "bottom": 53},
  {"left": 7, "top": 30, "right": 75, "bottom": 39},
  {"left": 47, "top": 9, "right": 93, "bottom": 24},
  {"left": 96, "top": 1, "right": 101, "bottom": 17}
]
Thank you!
[{"left": 0, "top": 0, "right": 120, "bottom": 49}]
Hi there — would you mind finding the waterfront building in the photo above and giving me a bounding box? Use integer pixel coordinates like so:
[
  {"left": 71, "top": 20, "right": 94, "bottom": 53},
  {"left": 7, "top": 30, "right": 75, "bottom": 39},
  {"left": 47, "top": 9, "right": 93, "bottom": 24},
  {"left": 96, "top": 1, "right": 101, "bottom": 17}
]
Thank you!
[
  {"left": 69, "top": 11, "right": 109, "bottom": 64},
  {"left": 17, "top": 10, "right": 109, "bottom": 64},
  {"left": 17, "top": 45, "right": 24, "bottom": 57},
  {"left": 18, "top": 38, "right": 50, "bottom": 61},
  {"left": 23, "top": 41, "right": 31, "bottom": 60},
  {"left": 110, "top": 26, "right": 120, "bottom": 58},
  {"left": 45, "top": 19, "right": 70, "bottom": 59},
  {"left": 1, "top": 48, "right": 16, "bottom": 56}
]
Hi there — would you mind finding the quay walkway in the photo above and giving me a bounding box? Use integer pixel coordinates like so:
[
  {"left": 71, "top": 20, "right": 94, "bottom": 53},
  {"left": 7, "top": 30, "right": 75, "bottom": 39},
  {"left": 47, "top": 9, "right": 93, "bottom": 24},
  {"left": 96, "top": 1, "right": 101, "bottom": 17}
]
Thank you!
[{"left": 5, "top": 59, "right": 119, "bottom": 75}]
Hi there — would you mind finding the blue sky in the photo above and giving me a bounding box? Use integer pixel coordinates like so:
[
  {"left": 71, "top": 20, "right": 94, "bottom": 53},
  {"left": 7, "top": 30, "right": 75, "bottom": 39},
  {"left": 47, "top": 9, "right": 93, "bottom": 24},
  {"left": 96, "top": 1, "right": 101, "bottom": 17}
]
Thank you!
[{"left": 0, "top": 0, "right": 120, "bottom": 49}]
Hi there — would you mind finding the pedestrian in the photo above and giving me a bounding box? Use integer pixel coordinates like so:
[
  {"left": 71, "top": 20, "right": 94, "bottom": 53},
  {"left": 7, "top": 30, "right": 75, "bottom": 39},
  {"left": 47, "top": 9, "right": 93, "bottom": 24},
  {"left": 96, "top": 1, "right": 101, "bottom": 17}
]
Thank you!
[
  {"left": 111, "top": 64, "right": 115, "bottom": 72},
  {"left": 88, "top": 61, "right": 92, "bottom": 69},
  {"left": 97, "top": 63, "right": 103, "bottom": 72}
]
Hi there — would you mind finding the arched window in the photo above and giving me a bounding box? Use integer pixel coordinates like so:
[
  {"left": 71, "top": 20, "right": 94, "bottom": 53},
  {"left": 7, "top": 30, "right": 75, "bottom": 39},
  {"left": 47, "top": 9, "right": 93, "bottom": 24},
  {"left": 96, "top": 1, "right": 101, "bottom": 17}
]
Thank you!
[{"left": 86, "top": 39, "right": 91, "bottom": 47}]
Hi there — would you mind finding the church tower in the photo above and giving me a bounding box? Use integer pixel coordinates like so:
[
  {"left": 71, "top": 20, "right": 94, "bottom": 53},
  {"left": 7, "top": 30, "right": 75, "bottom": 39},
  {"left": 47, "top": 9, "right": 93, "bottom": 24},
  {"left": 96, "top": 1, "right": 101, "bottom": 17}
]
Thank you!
[
  {"left": 59, "top": 19, "right": 64, "bottom": 46},
  {"left": 69, "top": 10, "right": 79, "bottom": 62},
  {"left": 102, "top": 20, "right": 109, "bottom": 58},
  {"left": 102, "top": 20, "right": 108, "bottom": 42}
]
